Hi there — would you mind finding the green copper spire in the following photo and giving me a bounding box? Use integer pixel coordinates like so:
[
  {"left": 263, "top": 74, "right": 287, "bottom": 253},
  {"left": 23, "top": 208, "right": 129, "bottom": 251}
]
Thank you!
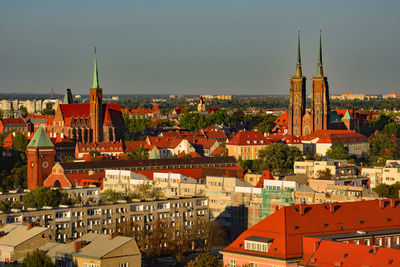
[
  {"left": 92, "top": 47, "right": 100, "bottom": 89},
  {"left": 27, "top": 127, "right": 54, "bottom": 148},
  {"left": 317, "top": 30, "right": 324, "bottom": 77},
  {"left": 295, "top": 30, "right": 302, "bottom": 77}
]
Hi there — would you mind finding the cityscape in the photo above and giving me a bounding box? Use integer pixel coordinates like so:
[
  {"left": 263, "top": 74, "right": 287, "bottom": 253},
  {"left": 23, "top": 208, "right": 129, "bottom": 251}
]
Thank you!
[{"left": 1, "top": 1, "right": 400, "bottom": 267}]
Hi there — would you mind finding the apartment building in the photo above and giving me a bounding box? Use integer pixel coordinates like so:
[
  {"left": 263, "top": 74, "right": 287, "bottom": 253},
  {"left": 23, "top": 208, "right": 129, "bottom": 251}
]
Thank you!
[
  {"left": 153, "top": 172, "right": 206, "bottom": 197},
  {"left": 226, "top": 130, "right": 272, "bottom": 160},
  {"left": 222, "top": 199, "right": 400, "bottom": 267},
  {"left": 362, "top": 160, "right": 400, "bottom": 187},
  {"left": 0, "top": 196, "right": 209, "bottom": 243},
  {"left": 103, "top": 170, "right": 150, "bottom": 193},
  {"left": 294, "top": 159, "right": 355, "bottom": 178}
]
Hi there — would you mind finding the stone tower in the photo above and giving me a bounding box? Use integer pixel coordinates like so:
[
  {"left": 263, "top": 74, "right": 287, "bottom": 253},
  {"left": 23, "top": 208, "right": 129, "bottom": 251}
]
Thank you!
[
  {"left": 312, "top": 31, "right": 330, "bottom": 132},
  {"left": 26, "top": 127, "right": 55, "bottom": 190},
  {"left": 90, "top": 48, "right": 103, "bottom": 142},
  {"left": 288, "top": 32, "right": 306, "bottom": 136}
]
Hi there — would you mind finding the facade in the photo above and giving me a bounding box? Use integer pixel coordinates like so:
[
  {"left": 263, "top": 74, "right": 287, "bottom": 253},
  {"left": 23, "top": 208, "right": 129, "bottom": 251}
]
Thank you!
[
  {"left": 226, "top": 130, "right": 271, "bottom": 160},
  {"left": 0, "top": 118, "right": 27, "bottom": 134},
  {"left": 294, "top": 159, "right": 356, "bottom": 178},
  {"left": 222, "top": 199, "right": 400, "bottom": 267},
  {"left": 46, "top": 52, "right": 126, "bottom": 143},
  {"left": 362, "top": 160, "right": 400, "bottom": 187},
  {"left": 103, "top": 170, "right": 150, "bottom": 193},
  {"left": 0, "top": 196, "right": 209, "bottom": 244}
]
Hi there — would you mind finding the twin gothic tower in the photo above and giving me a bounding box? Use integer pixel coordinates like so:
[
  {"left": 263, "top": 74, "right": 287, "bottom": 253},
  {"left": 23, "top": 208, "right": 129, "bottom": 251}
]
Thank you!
[{"left": 288, "top": 32, "right": 330, "bottom": 137}]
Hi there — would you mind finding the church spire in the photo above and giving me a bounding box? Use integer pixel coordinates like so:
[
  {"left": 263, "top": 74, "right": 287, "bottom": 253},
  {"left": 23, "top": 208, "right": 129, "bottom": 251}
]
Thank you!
[
  {"left": 295, "top": 30, "right": 302, "bottom": 77},
  {"left": 317, "top": 30, "right": 324, "bottom": 77},
  {"left": 92, "top": 47, "right": 100, "bottom": 89}
]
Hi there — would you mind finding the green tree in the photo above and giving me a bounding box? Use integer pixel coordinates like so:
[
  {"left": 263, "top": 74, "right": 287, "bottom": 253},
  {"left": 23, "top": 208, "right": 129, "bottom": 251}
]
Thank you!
[
  {"left": 128, "top": 146, "right": 149, "bottom": 160},
  {"left": 12, "top": 132, "right": 29, "bottom": 153},
  {"left": 19, "top": 105, "right": 28, "bottom": 118},
  {"left": 253, "top": 121, "right": 272, "bottom": 134},
  {"left": 373, "top": 182, "right": 400, "bottom": 198},
  {"left": 316, "top": 168, "right": 332, "bottom": 178},
  {"left": 41, "top": 108, "right": 55, "bottom": 116},
  {"left": 23, "top": 187, "right": 71, "bottom": 208},
  {"left": 89, "top": 150, "right": 101, "bottom": 157},
  {"left": 101, "top": 189, "right": 124, "bottom": 202},
  {"left": 187, "top": 253, "right": 221, "bottom": 267},
  {"left": 179, "top": 112, "right": 206, "bottom": 130},
  {"left": 369, "top": 132, "right": 399, "bottom": 166},
  {"left": 22, "top": 250, "right": 54, "bottom": 267},
  {"left": 326, "top": 142, "right": 349, "bottom": 160},
  {"left": 127, "top": 183, "right": 164, "bottom": 200},
  {"left": 258, "top": 143, "right": 303, "bottom": 172}
]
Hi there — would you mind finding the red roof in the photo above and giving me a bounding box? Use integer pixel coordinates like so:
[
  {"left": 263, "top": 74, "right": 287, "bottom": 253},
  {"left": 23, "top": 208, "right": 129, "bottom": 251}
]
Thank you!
[
  {"left": 77, "top": 141, "right": 124, "bottom": 153},
  {"left": 301, "top": 236, "right": 400, "bottom": 267},
  {"left": 228, "top": 131, "right": 270, "bottom": 146},
  {"left": 0, "top": 118, "right": 26, "bottom": 125},
  {"left": 223, "top": 199, "right": 400, "bottom": 260},
  {"left": 302, "top": 130, "right": 368, "bottom": 144},
  {"left": 255, "top": 170, "right": 274, "bottom": 188},
  {"left": 274, "top": 111, "right": 288, "bottom": 126},
  {"left": 147, "top": 136, "right": 183, "bottom": 149},
  {"left": 211, "top": 147, "right": 227, "bottom": 156},
  {"left": 124, "top": 141, "right": 153, "bottom": 153}
]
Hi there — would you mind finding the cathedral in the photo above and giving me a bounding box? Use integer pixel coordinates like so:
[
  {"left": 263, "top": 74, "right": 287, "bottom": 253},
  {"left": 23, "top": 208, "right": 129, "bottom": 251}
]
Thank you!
[
  {"left": 287, "top": 32, "right": 354, "bottom": 137},
  {"left": 47, "top": 51, "right": 126, "bottom": 143}
]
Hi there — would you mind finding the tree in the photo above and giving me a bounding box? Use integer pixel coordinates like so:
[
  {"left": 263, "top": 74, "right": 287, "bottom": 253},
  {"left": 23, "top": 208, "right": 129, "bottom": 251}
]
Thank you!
[
  {"left": 23, "top": 187, "right": 71, "bottom": 208},
  {"left": 128, "top": 146, "right": 149, "bottom": 160},
  {"left": 369, "top": 132, "right": 400, "bottom": 166},
  {"left": 187, "top": 253, "right": 221, "bottom": 267},
  {"left": 179, "top": 112, "right": 206, "bottom": 130},
  {"left": 22, "top": 250, "right": 54, "bottom": 267},
  {"left": 253, "top": 121, "right": 272, "bottom": 134},
  {"left": 316, "top": 168, "right": 332, "bottom": 178},
  {"left": 373, "top": 182, "right": 400, "bottom": 198},
  {"left": 258, "top": 143, "right": 303, "bottom": 172},
  {"left": 326, "top": 142, "right": 349, "bottom": 160},
  {"left": 89, "top": 150, "right": 101, "bottom": 157},
  {"left": 127, "top": 183, "right": 164, "bottom": 200},
  {"left": 41, "top": 108, "right": 55, "bottom": 116},
  {"left": 12, "top": 132, "right": 29, "bottom": 153},
  {"left": 101, "top": 189, "right": 124, "bottom": 202},
  {"left": 19, "top": 105, "right": 28, "bottom": 118}
]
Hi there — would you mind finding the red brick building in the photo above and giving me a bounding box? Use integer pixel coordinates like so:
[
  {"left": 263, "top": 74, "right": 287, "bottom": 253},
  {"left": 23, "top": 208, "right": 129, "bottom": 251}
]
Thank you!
[{"left": 0, "top": 118, "right": 27, "bottom": 134}]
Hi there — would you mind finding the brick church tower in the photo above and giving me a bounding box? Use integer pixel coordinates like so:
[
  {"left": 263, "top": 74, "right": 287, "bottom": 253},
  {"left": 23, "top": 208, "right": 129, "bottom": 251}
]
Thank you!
[
  {"left": 312, "top": 31, "right": 330, "bottom": 132},
  {"left": 90, "top": 48, "right": 103, "bottom": 142},
  {"left": 288, "top": 32, "right": 306, "bottom": 136},
  {"left": 26, "top": 127, "right": 55, "bottom": 190}
]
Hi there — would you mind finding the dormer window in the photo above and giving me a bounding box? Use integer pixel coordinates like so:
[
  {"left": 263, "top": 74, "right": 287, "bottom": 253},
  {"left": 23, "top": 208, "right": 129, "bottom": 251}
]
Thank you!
[
  {"left": 247, "top": 141, "right": 250, "bottom": 144},
  {"left": 244, "top": 236, "right": 273, "bottom": 253},
  {"left": 260, "top": 141, "right": 264, "bottom": 144}
]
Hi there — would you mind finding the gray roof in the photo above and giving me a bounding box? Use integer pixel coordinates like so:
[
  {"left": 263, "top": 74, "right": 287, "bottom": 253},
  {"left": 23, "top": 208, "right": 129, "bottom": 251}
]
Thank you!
[
  {"left": 245, "top": 235, "right": 274, "bottom": 243},
  {"left": 41, "top": 233, "right": 139, "bottom": 259},
  {"left": 0, "top": 224, "right": 49, "bottom": 248}
]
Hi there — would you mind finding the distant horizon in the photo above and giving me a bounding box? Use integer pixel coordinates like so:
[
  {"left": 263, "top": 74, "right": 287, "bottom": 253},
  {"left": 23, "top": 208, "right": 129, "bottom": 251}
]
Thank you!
[{"left": 1, "top": 1, "right": 400, "bottom": 95}]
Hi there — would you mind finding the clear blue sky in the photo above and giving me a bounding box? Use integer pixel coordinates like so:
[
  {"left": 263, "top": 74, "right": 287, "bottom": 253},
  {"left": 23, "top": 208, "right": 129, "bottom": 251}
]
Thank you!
[{"left": 1, "top": 0, "right": 399, "bottom": 95}]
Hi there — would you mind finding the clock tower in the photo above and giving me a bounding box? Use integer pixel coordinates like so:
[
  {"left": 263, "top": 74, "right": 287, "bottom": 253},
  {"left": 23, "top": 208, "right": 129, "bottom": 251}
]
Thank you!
[{"left": 26, "top": 127, "right": 55, "bottom": 190}]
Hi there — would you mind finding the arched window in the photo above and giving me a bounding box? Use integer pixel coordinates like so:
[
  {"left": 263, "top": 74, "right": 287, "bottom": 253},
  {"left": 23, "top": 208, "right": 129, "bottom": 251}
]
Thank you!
[{"left": 53, "top": 180, "right": 61, "bottom": 188}]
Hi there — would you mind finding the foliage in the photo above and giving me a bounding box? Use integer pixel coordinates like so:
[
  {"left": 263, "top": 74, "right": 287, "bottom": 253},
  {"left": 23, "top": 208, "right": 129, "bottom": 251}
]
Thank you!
[
  {"left": 359, "top": 114, "right": 391, "bottom": 137},
  {"left": 373, "top": 182, "right": 400, "bottom": 198},
  {"left": 23, "top": 187, "right": 72, "bottom": 208},
  {"left": 326, "top": 142, "right": 349, "bottom": 160},
  {"left": 127, "top": 183, "right": 164, "bottom": 200},
  {"left": 0, "top": 165, "right": 27, "bottom": 191},
  {"left": 19, "top": 105, "right": 28, "bottom": 118},
  {"left": 316, "top": 168, "right": 332, "bottom": 178},
  {"left": 0, "top": 199, "right": 22, "bottom": 212},
  {"left": 41, "top": 108, "right": 55, "bottom": 116},
  {"left": 257, "top": 143, "right": 303, "bottom": 172},
  {"left": 179, "top": 112, "right": 207, "bottom": 131},
  {"left": 253, "top": 121, "right": 273, "bottom": 134},
  {"left": 22, "top": 250, "right": 54, "bottom": 267},
  {"left": 369, "top": 132, "right": 400, "bottom": 166},
  {"left": 100, "top": 189, "right": 124, "bottom": 202},
  {"left": 12, "top": 132, "right": 29, "bottom": 153},
  {"left": 89, "top": 150, "right": 101, "bottom": 157},
  {"left": 128, "top": 146, "right": 149, "bottom": 160},
  {"left": 187, "top": 253, "right": 221, "bottom": 267}
]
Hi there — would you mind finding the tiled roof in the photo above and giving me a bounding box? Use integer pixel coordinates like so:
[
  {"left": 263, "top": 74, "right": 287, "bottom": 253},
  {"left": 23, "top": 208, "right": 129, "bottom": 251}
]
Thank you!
[
  {"left": 274, "top": 111, "right": 288, "bottom": 126},
  {"left": 228, "top": 131, "right": 270, "bottom": 146},
  {"left": 0, "top": 118, "right": 26, "bottom": 125},
  {"left": 147, "top": 136, "right": 183, "bottom": 149},
  {"left": 124, "top": 141, "right": 153, "bottom": 153},
  {"left": 302, "top": 130, "right": 368, "bottom": 144},
  {"left": 255, "top": 170, "right": 274, "bottom": 188},
  {"left": 211, "top": 147, "right": 227, "bottom": 156},
  {"left": 77, "top": 141, "right": 124, "bottom": 153},
  {"left": 223, "top": 199, "right": 400, "bottom": 260},
  {"left": 301, "top": 236, "right": 400, "bottom": 267}
]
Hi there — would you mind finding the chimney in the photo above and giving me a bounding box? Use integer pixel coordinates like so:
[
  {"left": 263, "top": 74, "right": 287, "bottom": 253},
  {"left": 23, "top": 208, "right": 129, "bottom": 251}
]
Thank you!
[
  {"left": 329, "top": 203, "right": 335, "bottom": 213},
  {"left": 109, "top": 233, "right": 118, "bottom": 239},
  {"left": 379, "top": 199, "right": 385, "bottom": 209},
  {"left": 27, "top": 223, "right": 33, "bottom": 230},
  {"left": 390, "top": 199, "right": 396, "bottom": 208},
  {"left": 73, "top": 240, "right": 87, "bottom": 252},
  {"left": 299, "top": 204, "right": 305, "bottom": 215}
]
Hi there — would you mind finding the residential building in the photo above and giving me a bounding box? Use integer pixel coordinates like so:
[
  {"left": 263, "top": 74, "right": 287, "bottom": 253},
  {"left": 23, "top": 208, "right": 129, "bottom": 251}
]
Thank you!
[
  {"left": 222, "top": 199, "right": 400, "bottom": 267},
  {"left": 294, "top": 159, "right": 356, "bottom": 178},
  {"left": 42, "top": 233, "right": 141, "bottom": 267},
  {"left": 0, "top": 118, "right": 27, "bottom": 134},
  {"left": 0, "top": 223, "right": 53, "bottom": 264},
  {"left": 362, "top": 160, "right": 400, "bottom": 187},
  {"left": 226, "top": 130, "right": 271, "bottom": 160},
  {"left": 0, "top": 196, "right": 209, "bottom": 243},
  {"left": 103, "top": 170, "right": 150, "bottom": 193}
]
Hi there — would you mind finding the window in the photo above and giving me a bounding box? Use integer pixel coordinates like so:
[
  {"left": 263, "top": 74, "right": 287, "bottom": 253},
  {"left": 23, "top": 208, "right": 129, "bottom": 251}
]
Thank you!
[
  {"left": 353, "top": 240, "right": 359, "bottom": 245},
  {"left": 395, "top": 236, "right": 400, "bottom": 246},
  {"left": 376, "top": 238, "right": 382, "bottom": 246},
  {"left": 230, "top": 259, "right": 236, "bottom": 267},
  {"left": 385, "top": 237, "right": 391, "bottom": 248},
  {"left": 364, "top": 239, "right": 370, "bottom": 246},
  {"left": 119, "top": 263, "right": 128, "bottom": 267},
  {"left": 83, "top": 264, "right": 99, "bottom": 267}
]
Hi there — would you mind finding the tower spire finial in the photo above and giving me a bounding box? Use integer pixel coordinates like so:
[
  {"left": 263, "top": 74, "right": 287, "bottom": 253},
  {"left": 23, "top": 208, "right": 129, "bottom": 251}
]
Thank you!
[
  {"left": 317, "top": 29, "right": 324, "bottom": 77},
  {"left": 295, "top": 30, "right": 302, "bottom": 77},
  {"left": 92, "top": 47, "right": 100, "bottom": 89}
]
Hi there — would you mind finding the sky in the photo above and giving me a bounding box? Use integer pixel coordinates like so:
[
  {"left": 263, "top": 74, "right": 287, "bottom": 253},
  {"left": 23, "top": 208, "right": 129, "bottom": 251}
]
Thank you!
[{"left": 1, "top": 0, "right": 400, "bottom": 96}]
